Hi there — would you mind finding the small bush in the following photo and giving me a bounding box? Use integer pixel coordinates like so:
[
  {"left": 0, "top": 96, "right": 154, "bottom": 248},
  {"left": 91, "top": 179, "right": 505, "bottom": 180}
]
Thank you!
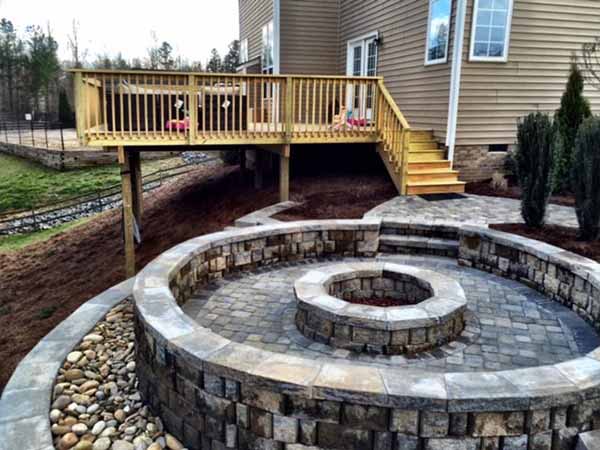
[
  {"left": 37, "top": 305, "right": 57, "bottom": 320},
  {"left": 515, "top": 112, "right": 556, "bottom": 228},
  {"left": 572, "top": 116, "right": 600, "bottom": 241},
  {"left": 553, "top": 61, "right": 591, "bottom": 193}
]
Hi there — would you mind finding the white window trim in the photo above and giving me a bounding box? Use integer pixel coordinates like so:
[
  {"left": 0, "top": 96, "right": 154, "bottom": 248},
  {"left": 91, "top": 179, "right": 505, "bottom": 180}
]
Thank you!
[
  {"left": 345, "top": 31, "right": 379, "bottom": 77},
  {"left": 469, "top": 0, "right": 514, "bottom": 63},
  {"left": 424, "top": 0, "right": 452, "bottom": 66},
  {"left": 261, "top": 20, "right": 274, "bottom": 73}
]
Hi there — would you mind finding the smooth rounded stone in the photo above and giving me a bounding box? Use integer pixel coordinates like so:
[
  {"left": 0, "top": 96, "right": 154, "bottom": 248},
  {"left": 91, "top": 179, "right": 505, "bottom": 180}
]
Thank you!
[
  {"left": 80, "top": 380, "right": 100, "bottom": 392},
  {"left": 133, "top": 436, "right": 152, "bottom": 450},
  {"left": 93, "top": 437, "right": 112, "bottom": 450},
  {"left": 145, "top": 423, "right": 156, "bottom": 434},
  {"left": 59, "top": 432, "right": 79, "bottom": 449},
  {"left": 95, "top": 391, "right": 106, "bottom": 401},
  {"left": 165, "top": 434, "right": 184, "bottom": 450},
  {"left": 124, "top": 426, "right": 137, "bottom": 435},
  {"left": 111, "top": 440, "right": 135, "bottom": 450},
  {"left": 50, "top": 408, "right": 62, "bottom": 422},
  {"left": 72, "top": 423, "right": 89, "bottom": 435},
  {"left": 67, "top": 351, "right": 84, "bottom": 364},
  {"left": 114, "top": 409, "right": 126, "bottom": 423},
  {"left": 54, "top": 384, "right": 65, "bottom": 396},
  {"left": 92, "top": 420, "right": 107, "bottom": 435},
  {"left": 147, "top": 444, "right": 161, "bottom": 450},
  {"left": 126, "top": 362, "right": 136, "bottom": 372},
  {"left": 52, "top": 424, "right": 72, "bottom": 436},
  {"left": 72, "top": 393, "right": 92, "bottom": 405},
  {"left": 53, "top": 395, "right": 72, "bottom": 410},
  {"left": 100, "top": 426, "right": 117, "bottom": 437},
  {"left": 64, "top": 369, "right": 85, "bottom": 381},
  {"left": 73, "top": 441, "right": 94, "bottom": 450},
  {"left": 87, "top": 404, "right": 100, "bottom": 414},
  {"left": 84, "top": 350, "right": 97, "bottom": 360},
  {"left": 83, "top": 334, "right": 104, "bottom": 343}
]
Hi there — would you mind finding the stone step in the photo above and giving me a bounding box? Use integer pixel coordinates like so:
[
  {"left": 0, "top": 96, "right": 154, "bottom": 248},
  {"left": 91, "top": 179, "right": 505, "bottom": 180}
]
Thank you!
[{"left": 378, "top": 235, "right": 459, "bottom": 256}]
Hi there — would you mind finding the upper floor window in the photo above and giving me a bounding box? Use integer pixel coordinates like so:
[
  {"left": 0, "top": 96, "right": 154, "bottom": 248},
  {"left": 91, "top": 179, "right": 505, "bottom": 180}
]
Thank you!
[
  {"left": 240, "top": 39, "right": 249, "bottom": 64},
  {"left": 469, "top": 0, "right": 514, "bottom": 62},
  {"left": 262, "top": 20, "right": 274, "bottom": 73},
  {"left": 425, "top": 0, "right": 452, "bottom": 65}
]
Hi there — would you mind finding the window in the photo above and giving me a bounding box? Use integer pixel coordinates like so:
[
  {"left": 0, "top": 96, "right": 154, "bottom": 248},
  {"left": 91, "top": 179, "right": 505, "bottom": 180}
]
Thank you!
[
  {"left": 470, "top": 0, "right": 514, "bottom": 62},
  {"left": 261, "top": 21, "right": 274, "bottom": 73},
  {"left": 489, "top": 144, "right": 509, "bottom": 153},
  {"left": 425, "top": 0, "right": 452, "bottom": 65},
  {"left": 240, "top": 39, "right": 248, "bottom": 64}
]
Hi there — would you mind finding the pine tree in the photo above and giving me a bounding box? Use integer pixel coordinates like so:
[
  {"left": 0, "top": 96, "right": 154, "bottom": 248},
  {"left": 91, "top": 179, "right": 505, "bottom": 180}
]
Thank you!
[
  {"left": 222, "top": 40, "right": 240, "bottom": 73},
  {"left": 206, "top": 49, "right": 223, "bottom": 73},
  {"left": 157, "top": 41, "right": 175, "bottom": 70},
  {"left": 553, "top": 60, "right": 591, "bottom": 193}
]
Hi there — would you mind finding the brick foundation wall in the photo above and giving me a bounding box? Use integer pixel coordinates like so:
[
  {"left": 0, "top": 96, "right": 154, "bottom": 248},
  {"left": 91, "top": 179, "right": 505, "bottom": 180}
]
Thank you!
[{"left": 453, "top": 145, "right": 513, "bottom": 182}]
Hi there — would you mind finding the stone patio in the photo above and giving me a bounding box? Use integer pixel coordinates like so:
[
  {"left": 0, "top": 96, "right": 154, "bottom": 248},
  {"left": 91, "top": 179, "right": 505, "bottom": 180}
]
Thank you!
[
  {"left": 182, "top": 255, "right": 599, "bottom": 372},
  {"left": 365, "top": 193, "right": 578, "bottom": 226}
]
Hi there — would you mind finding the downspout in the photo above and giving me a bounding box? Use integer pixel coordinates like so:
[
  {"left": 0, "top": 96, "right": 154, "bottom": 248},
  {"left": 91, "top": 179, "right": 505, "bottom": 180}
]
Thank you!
[
  {"left": 446, "top": 0, "right": 467, "bottom": 167},
  {"left": 274, "top": 0, "right": 281, "bottom": 74}
]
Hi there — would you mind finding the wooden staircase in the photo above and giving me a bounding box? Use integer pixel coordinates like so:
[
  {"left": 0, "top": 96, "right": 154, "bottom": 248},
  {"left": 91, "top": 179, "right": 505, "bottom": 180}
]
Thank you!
[{"left": 404, "top": 130, "right": 465, "bottom": 195}]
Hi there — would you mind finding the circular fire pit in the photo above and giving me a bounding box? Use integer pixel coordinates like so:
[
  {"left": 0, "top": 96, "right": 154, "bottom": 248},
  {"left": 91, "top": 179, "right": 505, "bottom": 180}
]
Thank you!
[{"left": 294, "top": 262, "right": 467, "bottom": 354}]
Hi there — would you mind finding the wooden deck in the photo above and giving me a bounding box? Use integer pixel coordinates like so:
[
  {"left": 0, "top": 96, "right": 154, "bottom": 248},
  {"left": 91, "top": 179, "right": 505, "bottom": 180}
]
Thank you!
[{"left": 71, "top": 69, "right": 464, "bottom": 196}]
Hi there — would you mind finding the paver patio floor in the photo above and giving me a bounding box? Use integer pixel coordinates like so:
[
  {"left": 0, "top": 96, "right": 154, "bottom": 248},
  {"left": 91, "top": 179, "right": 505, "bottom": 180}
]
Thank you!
[{"left": 182, "top": 255, "right": 599, "bottom": 372}]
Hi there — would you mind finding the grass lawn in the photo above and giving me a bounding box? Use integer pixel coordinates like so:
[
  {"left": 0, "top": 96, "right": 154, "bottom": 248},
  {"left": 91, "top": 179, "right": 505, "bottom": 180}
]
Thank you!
[
  {"left": 0, "top": 153, "right": 183, "bottom": 212},
  {"left": 0, "top": 216, "right": 96, "bottom": 253}
]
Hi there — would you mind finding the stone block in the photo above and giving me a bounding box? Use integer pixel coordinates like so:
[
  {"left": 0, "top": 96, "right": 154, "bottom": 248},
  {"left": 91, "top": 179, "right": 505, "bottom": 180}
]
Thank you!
[
  {"left": 373, "top": 431, "right": 393, "bottom": 450},
  {"left": 390, "top": 410, "right": 419, "bottom": 435},
  {"left": 395, "top": 434, "right": 419, "bottom": 450},
  {"left": 298, "top": 419, "right": 317, "bottom": 445},
  {"left": 342, "top": 403, "right": 389, "bottom": 431},
  {"left": 352, "top": 327, "right": 390, "bottom": 346},
  {"left": 287, "top": 397, "right": 340, "bottom": 423},
  {"left": 317, "top": 422, "right": 371, "bottom": 449},
  {"left": 237, "top": 403, "right": 249, "bottom": 429},
  {"left": 420, "top": 411, "right": 449, "bottom": 437},
  {"left": 204, "top": 373, "right": 225, "bottom": 397},
  {"left": 273, "top": 415, "right": 298, "bottom": 443},
  {"left": 250, "top": 407, "right": 273, "bottom": 439},
  {"left": 471, "top": 412, "right": 525, "bottom": 437},
  {"left": 241, "top": 386, "right": 285, "bottom": 415},
  {"left": 449, "top": 413, "right": 468, "bottom": 436},
  {"left": 424, "top": 437, "right": 480, "bottom": 450},
  {"left": 526, "top": 410, "right": 550, "bottom": 434},
  {"left": 503, "top": 434, "right": 528, "bottom": 450},
  {"left": 529, "top": 431, "right": 552, "bottom": 450}
]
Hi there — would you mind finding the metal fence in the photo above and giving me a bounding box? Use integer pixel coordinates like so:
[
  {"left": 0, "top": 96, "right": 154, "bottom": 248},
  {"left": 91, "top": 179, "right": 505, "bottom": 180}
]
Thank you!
[
  {"left": 0, "top": 157, "right": 219, "bottom": 235},
  {"left": 0, "top": 118, "right": 74, "bottom": 150}
]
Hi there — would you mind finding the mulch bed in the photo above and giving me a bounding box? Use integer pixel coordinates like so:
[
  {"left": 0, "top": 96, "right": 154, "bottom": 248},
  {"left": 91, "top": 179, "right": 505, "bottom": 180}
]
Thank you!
[
  {"left": 0, "top": 166, "right": 395, "bottom": 393},
  {"left": 491, "top": 223, "right": 600, "bottom": 263},
  {"left": 466, "top": 178, "right": 575, "bottom": 207}
]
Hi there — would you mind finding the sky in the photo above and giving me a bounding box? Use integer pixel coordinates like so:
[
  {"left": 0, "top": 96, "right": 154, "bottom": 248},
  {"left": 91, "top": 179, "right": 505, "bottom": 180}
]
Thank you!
[{"left": 0, "top": 0, "right": 239, "bottom": 65}]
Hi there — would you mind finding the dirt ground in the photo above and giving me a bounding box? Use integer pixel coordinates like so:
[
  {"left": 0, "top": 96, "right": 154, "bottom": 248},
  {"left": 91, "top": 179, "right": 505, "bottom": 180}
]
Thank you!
[
  {"left": 0, "top": 156, "right": 396, "bottom": 392},
  {"left": 491, "top": 223, "right": 600, "bottom": 263}
]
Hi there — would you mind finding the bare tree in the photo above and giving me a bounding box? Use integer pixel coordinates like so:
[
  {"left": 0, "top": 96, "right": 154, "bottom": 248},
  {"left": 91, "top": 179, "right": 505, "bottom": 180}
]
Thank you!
[
  {"left": 582, "top": 37, "right": 600, "bottom": 90},
  {"left": 67, "top": 19, "right": 87, "bottom": 68}
]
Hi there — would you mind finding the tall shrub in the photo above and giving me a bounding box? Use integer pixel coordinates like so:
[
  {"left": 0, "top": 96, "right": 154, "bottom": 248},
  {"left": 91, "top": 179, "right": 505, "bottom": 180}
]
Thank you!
[
  {"left": 553, "top": 62, "right": 592, "bottom": 192},
  {"left": 572, "top": 117, "right": 600, "bottom": 241},
  {"left": 515, "top": 112, "right": 556, "bottom": 228}
]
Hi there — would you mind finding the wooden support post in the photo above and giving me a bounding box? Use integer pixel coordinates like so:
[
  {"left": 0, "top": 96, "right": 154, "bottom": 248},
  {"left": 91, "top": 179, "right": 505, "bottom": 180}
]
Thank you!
[
  {"left": 254, "top": 150, "right": 264, "bottom": 189},
  {"left": 120, "top": 147, "right": 136, "bottom": 278},
  {"left": 130, "top": 151, "right": 143, "bottom": 229},
  {"left": 279, "top": 144, "right": 290, "bottom": 202}
]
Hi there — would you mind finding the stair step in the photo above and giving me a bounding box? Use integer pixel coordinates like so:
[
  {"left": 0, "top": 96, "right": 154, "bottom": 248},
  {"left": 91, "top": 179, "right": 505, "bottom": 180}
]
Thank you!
[
  {"left": 406, "top": 180, "right": 466, "bottom": 195},
  {"left": 379, "top": 235, "right": 459, "bottom": 255},
  {"left": 407, "top": 169, "right": 460, "bottom": 183},
  {"left": 408, "top": 160, "right": 452, "bottom": 170},
  {"left": 408, "top": 150, "right": 446, "bottom": 162},
  {"left": 409, "top": 142, "right": 440, "bottom": 151}
]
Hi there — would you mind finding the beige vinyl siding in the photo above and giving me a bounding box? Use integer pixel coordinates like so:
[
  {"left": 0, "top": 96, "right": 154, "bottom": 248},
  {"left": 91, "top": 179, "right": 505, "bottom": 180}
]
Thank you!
[
  {"left": 239, "top": 0, "right": 274, "bottom": 67},
  {"left": 280, "top": 0, "right": 339, "bottom": 75},
  {"left": 456, "top": 0, "right": 600, "bottom": 147},
  {"left": 338, "top": 0, "right": 454, "bottom": 142}
]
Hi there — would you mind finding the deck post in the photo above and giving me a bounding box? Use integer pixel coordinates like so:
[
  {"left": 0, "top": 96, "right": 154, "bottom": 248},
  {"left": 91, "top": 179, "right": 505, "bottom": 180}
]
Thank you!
[
  {"left": 279, "top": 144, "right": 290, "bottom": 202},
  {"left": 120, "top": 147, "right": 136, "bottom": 278},
  {"left": 254, "top": 150, "right": 264, "bottom": 189},
  {"left": 130, "top": 151, "right": 143, "bottom": 229}
]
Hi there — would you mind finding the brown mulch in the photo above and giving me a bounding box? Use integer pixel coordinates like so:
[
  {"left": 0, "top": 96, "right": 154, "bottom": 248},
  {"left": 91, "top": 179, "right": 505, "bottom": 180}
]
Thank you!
[
  {"left": 491, "top": 223, "right": 600, "bottom": 263},
  {"left": 466, "top": 178, "right": 575, "bottom": 207},
  {"left": 0, "top": 164, "right": 395, "bottom": 393}
]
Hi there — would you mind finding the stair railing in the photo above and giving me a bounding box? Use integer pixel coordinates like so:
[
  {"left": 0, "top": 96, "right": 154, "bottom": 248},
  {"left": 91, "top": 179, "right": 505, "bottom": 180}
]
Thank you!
[{"left": 376, "top": 80, "right": 412, "bottom": 195}]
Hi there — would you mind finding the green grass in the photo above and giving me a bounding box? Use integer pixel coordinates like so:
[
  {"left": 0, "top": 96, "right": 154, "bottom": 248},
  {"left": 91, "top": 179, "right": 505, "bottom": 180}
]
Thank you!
[
  {"left": 0, "top": 153, "right": 183, "bottom": 213},
  {"left": 0, "top": 216, "right": 95, "bottom": 253}
]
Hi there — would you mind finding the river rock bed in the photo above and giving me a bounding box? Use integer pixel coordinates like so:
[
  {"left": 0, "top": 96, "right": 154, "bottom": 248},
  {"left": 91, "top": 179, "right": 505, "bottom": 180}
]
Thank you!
[{"left": 49, "top": 300, "right": 187, "bottom": 450}]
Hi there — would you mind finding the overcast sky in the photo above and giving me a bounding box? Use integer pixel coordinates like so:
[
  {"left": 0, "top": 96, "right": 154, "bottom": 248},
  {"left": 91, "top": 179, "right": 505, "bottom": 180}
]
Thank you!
[{"left": 0, "top": 0, "right": 239, "bottom": 64}]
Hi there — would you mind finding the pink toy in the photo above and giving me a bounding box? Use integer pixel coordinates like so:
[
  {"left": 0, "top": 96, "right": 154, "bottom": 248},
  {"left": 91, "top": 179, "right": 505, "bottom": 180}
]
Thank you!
[{"left": 166, "top": 118, "right": 190, "bottom": 131}]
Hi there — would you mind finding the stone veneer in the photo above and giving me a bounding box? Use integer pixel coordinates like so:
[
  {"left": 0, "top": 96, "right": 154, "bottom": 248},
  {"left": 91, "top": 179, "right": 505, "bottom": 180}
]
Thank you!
[
  {"left": 294, "top": 262, "right": 466, "bottom": 355},
  {"left": 133, "top": 219, "right": 600, "bottom": 450}
]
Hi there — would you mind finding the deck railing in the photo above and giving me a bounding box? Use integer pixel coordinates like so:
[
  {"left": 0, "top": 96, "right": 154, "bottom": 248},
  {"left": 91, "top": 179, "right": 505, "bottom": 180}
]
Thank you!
[
  {"left": 72, "top": 70, "right": 387, "bottom": 146},
  {"left": 71, "top": 69, "right": 412, "bottom": 192}
]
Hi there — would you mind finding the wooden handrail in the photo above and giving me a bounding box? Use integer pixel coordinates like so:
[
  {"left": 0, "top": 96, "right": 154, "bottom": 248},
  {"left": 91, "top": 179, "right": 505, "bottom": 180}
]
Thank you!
[{"left": 377, "top": 79, "right": 411, "bottom": 130}]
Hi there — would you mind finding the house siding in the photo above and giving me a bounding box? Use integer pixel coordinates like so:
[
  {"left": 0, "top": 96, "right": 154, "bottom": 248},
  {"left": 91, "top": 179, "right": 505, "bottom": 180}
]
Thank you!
[
  {"left": 239, "top": 0, "right": 274, "bottom": 68},
  {"left": 279, "top": 0, "right": 340, "bottom": 75},
  {"left": 338, "top": 0, "right": 455, "bottom": 143},
  {"left": 456, "top": 0, "right": 600, "bottom": 147}
]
